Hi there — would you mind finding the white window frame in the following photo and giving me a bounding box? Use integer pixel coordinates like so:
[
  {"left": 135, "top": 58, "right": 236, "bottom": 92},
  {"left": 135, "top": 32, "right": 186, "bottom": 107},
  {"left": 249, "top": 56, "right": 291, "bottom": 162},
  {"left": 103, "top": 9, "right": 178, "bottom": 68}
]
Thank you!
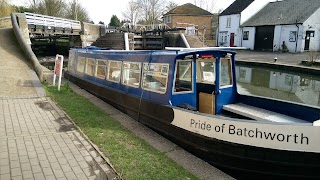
[
  {"left": 95, "top": 59, "right": 108, "bottom": 79},
  {"left": 121, "top": 62, "right": 141, "bottom": 88},
  {"left": 142, "top": 63, "right": 169, "bottom": 94},
  {"left": 226, "top": 17, "right": 231, "bottom": 28},
  {"left": 107, "top": 60, "right": 122, "bottom": 83},
  {"left": 172, "top": 60, "right": 194, "bottom": 95},
  {"left": 85, "top": 58, "right": 96, "bottom": 76},
  {"left": 165, "top": 15, "right": 171, "bottom": 23},
  {"left": 219, "top": 32, "right": 228, "bottom": 44},
  {"left": 219, "top": 58, "right": 233, "bottom": 88},
  {"left": 76, "top": 56, "right": 86, "bottom": 73}
]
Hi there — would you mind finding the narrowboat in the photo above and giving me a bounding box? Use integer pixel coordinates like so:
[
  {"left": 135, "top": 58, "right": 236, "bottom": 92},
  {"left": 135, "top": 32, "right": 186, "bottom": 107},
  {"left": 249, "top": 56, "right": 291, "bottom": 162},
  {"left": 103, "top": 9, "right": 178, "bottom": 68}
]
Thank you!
[{"left": 65, "top": 47, "right": 320, "bottom": 179}]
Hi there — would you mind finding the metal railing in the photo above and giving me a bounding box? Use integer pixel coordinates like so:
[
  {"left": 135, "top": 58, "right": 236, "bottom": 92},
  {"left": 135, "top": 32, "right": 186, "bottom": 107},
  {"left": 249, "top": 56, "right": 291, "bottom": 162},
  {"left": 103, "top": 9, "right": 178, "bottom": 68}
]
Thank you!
[
  {"left": 121, "top": 23, "right": 171, "bottom": 31},
  {"left": 24, "top": 12, "right": 81, "bottom": 30}
]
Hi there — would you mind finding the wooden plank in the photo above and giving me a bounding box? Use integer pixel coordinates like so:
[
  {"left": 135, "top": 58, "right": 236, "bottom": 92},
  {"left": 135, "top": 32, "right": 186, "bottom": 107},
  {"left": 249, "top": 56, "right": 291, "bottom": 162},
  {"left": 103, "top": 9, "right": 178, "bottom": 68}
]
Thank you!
[
  {"left": 199, "top": 92, "right": 215, "bottom": 114},
  {"left": 223, "top": 103, "right": 310, "bottom": 124}
]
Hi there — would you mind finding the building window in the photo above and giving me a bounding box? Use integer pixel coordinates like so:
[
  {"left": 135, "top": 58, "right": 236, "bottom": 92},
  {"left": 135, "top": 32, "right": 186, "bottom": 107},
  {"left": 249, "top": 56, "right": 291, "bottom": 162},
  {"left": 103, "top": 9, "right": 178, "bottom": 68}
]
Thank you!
[
  {"left": 289, "top": 31, "right": 297, "bottom": 42},
  {"left": 219, "top": 32, "right": 228, "bottom": 45},
  {"left": 226, "top": 17, "right": 231, "bottom": 28},
  {"left": 164, "top": 15, "right": 171, "bottom": 23},
  {"left": 243, "top": 31, "right": 249, "bottom": 40},
  {"left": 122, "top": 62, "right": 141, "bottom": 88},
  {"left": 142, "top": 63, "right": 169, "bottom": 94}
]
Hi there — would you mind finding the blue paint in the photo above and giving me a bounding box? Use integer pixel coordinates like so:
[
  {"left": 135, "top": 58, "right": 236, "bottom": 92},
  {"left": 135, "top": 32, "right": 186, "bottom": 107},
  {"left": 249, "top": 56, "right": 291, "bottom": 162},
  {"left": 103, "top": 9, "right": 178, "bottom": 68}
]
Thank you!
[{"left": 69, "top": 48, "right": 239, "bottom": 112}]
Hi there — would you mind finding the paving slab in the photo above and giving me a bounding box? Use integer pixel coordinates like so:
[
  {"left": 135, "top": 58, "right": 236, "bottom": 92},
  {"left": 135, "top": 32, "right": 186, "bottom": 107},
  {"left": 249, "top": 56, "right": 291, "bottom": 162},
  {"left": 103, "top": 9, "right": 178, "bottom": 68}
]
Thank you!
[
  {"left": 0, "top": 97, "right": 117, "bottom": 180},
  {"left": 0, "top": 27, "right": 116, "bottom": 180}
]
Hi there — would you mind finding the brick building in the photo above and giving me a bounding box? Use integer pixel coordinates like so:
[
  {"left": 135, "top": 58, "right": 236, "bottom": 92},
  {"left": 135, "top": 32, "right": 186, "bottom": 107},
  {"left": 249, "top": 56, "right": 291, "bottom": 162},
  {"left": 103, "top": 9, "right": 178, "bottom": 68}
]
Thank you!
[{"left": 163, "top": 3, "right": 216, "bottom": 40}]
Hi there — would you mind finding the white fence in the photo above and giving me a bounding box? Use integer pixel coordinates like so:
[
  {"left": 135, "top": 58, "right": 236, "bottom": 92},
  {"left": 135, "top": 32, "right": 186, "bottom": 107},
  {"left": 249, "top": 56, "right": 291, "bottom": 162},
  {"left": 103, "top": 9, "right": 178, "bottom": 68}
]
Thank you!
[{"left": 25, "top": 12, "right": 81, "bottom": 30}]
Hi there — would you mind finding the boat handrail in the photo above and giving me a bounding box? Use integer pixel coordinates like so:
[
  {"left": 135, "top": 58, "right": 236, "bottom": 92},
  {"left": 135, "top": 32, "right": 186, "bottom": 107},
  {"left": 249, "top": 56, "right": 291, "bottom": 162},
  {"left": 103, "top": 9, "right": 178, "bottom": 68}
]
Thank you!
[{"left": 165, "top": 47, "right": 247, "bottom": 51}]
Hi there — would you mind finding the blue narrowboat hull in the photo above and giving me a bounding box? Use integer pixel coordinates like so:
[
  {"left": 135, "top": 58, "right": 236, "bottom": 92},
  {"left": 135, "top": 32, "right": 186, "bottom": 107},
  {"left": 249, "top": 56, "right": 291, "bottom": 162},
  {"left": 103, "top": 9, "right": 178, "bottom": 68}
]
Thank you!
[{"left": 65, "top": 71, "right": 320, "bottom": 179}]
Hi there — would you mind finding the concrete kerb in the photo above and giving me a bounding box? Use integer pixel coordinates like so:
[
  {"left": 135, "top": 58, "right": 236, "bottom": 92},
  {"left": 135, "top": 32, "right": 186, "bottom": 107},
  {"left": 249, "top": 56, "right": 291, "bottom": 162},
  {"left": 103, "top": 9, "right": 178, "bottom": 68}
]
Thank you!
[
  {"left": 46, "top": 97, "right": 120, "bottom": 180},
  {"left": 11, "top": 13, "right": 53, "bottom": 83},
  {"left": 236, "top": 59, "right": 320, "bottom": 76}
]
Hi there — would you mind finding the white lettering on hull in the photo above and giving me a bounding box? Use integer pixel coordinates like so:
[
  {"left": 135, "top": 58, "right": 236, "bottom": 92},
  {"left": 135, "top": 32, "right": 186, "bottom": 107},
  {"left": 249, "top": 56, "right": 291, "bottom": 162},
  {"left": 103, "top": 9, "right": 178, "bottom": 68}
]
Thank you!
[{"left": 171, "top": 109, "right": 320, "bottom": 153}]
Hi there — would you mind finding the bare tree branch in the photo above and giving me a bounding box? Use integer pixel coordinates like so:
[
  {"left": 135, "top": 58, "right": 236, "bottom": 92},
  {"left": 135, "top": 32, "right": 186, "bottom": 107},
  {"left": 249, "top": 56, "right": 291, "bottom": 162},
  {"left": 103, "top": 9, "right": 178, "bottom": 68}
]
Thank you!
[{"left": 122, "top": 0, "right": 140, "bottom": 24}]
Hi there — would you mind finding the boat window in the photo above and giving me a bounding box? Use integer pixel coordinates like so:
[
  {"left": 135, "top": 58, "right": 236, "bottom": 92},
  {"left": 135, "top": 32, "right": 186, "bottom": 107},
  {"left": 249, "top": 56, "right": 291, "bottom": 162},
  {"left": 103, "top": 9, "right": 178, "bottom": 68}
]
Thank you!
[
  {"left": 122, "top": 62, "right": 141, "bottom": 87},
  {"left": 199, "top": 60, "right": 215, "bottom": 84},
  {"left": 173, "top": 60, "right": 193, "bottom": 93},
  {"left": 107, "top": 61, "right": 122, "bottom": 82},
  {"left": 76, "top": 56, "right": 86, "bottom": 73},
  {"left": 68, "top": 51, "right": 75, "bottom": 72},
  {"left": 142, "top": 63, "right": 169, "bottom": 94},
  {"left": 220, "top": 58, "right": 233, "bottom": 87},
  {"left": 95, "top": 59, "right": 107, "bottom": 79},
  {"left": 85, "top": 58, "right": 95, "bottom": 76}
]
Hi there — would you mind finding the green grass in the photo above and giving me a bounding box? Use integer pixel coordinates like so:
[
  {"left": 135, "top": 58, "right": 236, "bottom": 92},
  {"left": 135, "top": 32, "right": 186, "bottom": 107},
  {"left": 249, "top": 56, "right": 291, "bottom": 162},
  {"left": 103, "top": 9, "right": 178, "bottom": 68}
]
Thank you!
[{"left": 45, "top": 85, "right": 198, "bottom": 180}]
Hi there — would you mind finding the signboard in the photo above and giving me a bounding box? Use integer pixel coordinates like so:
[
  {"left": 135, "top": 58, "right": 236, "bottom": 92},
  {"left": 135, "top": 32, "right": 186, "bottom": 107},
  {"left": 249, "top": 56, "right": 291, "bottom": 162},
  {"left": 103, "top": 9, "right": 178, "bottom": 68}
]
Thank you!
[{"left": 53, "top": 54, "right": 64, "bottom": 91}]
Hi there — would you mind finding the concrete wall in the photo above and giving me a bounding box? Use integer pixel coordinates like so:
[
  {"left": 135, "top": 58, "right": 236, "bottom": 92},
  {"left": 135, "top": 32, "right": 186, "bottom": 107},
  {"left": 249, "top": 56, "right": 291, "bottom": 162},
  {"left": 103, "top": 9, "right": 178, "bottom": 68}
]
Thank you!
[
  {"left": 218, "top": 14, "right": 241, "bottom": 47},
  {"left": 163, "top": 33, "right": 186, "bottom": 48},
  {"left": 303, "top": 8, "right": 320, "bottom": 52},
  {"left": 241, "top": 27, "right": 256, "bottom": 50},
  {"left": 273, "top": 25, "right": 304, "bottom": 53},
  {"left": 16, "top": 14, "right": 31, "bottom": 45},
  {"left": 81, "top": 22, "right": 106, "bottom": 47},
  {"left": 166, "top": 15, "right": 213, "bottom": 39},
  {"left": 11, "top": 13, "right": 51, "bottom": 82},
  {"left": 0, "top": 17, "right": 12, "bottom": 28}
]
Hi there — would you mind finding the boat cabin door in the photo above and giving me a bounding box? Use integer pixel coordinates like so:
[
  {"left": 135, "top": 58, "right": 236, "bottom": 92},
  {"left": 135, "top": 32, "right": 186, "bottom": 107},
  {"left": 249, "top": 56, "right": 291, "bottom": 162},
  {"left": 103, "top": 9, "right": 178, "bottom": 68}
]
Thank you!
[{"left": 215, "top": 55, "right": 237, "bottom": 114}]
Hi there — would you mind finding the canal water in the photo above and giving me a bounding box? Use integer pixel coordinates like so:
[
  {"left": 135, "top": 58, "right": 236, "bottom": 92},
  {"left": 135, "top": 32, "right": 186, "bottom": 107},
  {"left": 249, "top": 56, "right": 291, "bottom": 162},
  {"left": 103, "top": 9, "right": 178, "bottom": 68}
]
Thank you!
[{"left": 236, "top": 65, "right": 320, "bottom": 108}]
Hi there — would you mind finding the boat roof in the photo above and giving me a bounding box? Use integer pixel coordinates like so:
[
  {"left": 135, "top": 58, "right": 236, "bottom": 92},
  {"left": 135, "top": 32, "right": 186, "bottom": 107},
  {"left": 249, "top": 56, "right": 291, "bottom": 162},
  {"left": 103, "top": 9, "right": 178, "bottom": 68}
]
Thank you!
[{"left": 76, "top": 47, "right": 237, "bottom": 58}]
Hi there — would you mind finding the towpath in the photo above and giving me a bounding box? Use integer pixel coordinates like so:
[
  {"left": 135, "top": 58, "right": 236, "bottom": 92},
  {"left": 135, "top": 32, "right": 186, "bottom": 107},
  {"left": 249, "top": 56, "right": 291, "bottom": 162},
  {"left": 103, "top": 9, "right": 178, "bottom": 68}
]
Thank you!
[
  {"left": 0, "top": 28, "right": 116, "bottom": 180},
  {"left": 236, "top": 50, "right": 319, "bottom": 66}
]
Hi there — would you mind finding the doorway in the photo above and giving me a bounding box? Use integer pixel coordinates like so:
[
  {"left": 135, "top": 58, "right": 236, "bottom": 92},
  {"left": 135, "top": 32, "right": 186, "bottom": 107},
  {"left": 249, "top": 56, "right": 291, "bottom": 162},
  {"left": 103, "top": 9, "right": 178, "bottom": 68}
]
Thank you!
[
  {"left": 304, "top": 31, "right": 314, "bottom": 50},
  {"left": 254, "top": 26, "right": 275, "bottom": 51},
  {"left": 230, "top": 33, "right": 235, "bottom": 47}
]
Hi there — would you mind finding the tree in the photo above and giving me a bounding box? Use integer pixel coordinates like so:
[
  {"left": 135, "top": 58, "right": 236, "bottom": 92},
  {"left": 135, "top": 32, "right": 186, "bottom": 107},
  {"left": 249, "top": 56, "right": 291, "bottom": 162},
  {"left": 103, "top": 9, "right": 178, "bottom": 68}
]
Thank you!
[
  {"left": 0, "top": 0, "right": 13, "bottom": 17},
  {"left": 12, "top": 5, "right": 35, "bottom": 13},
  {"left": 98, "top": 21, "right": 104, "bottom": 25},
  {"left": 108, "top": 15, "right": 121, "bottom": 27},
  {"left": 193, "top": 0, "right": 218, "bottom": 12},
  {"left": 24, "top": 0, "right": 91, "bottom": 21},
  {"left": 37, "top": 0, "right": 66, "bottom": 17},
  {"left": 137, "top": 0, "right": 167, "bottom": 25},
  {"left": 65, "top": 0, "right": 90, "bottom": 22},
  {"left": 122, "top": 0, "right": 140, "bottom": 25},
  {"left": 164, "top": 1, "right": 178, "bottom": 14}
]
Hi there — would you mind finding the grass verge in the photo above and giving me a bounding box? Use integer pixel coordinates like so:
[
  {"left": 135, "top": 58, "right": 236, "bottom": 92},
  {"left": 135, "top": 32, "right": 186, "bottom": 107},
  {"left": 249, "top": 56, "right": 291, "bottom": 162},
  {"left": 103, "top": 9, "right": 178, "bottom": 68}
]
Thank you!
[{"left": 45, "top": 85, "right": 198, "bottom": 180}]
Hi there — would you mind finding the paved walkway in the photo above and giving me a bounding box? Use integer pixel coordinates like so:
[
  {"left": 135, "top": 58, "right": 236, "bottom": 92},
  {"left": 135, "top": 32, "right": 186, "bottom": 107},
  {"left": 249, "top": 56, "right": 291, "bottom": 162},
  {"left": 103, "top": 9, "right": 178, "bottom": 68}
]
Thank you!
[
  {"left": 236, "top": 50, "right": 319, "bottom": 66},
  {"left": 0, "top": 28, "right": 115, "bottom": 180}
]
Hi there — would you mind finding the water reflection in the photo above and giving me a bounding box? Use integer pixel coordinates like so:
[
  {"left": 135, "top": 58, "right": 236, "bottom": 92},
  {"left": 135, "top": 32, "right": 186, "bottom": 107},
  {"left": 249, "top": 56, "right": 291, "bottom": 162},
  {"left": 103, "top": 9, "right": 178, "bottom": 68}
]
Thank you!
[{"left": 236, "top": 66, "right": 320, "bottom": 107}]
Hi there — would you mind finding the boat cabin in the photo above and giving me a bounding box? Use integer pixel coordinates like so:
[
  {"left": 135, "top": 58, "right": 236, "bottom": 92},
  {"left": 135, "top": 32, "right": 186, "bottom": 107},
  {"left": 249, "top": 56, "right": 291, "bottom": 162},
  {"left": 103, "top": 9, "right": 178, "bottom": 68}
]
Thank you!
[{"left": 68, "top": 48, "right": 237, "bottom": 115}]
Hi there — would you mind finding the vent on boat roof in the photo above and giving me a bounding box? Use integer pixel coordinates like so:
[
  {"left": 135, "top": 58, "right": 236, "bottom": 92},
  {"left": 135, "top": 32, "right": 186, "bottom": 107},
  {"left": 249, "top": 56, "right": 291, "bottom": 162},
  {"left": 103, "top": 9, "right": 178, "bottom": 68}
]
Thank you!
[{"left": 200, "top": 55, "right": 214, "bottom": 59}]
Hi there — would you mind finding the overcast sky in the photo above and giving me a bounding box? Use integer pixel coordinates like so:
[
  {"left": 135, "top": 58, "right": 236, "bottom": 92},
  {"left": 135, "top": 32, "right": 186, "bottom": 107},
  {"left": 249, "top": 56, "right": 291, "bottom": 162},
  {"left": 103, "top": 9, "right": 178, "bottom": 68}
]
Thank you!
[{"left": 11, "top": 0, "right": 235, "bottom": 24}]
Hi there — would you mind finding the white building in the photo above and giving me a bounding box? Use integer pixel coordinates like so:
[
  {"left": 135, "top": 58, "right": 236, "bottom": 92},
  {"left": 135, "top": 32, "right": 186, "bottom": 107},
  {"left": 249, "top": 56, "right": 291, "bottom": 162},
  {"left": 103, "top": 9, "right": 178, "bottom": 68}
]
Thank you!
[
  {"left": 218, "top": 0, "right": 274, "bottom": 47},
  {"left": 241, "top": 0, "right": 320, "bottom": 52}
]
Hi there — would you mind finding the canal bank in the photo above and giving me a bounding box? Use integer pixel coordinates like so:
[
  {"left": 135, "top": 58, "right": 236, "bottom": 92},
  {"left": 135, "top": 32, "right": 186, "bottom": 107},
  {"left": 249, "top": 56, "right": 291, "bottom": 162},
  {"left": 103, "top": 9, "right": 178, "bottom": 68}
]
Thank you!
[{"left": 236, "top": 50, "right": 320, "bottom": 75}]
